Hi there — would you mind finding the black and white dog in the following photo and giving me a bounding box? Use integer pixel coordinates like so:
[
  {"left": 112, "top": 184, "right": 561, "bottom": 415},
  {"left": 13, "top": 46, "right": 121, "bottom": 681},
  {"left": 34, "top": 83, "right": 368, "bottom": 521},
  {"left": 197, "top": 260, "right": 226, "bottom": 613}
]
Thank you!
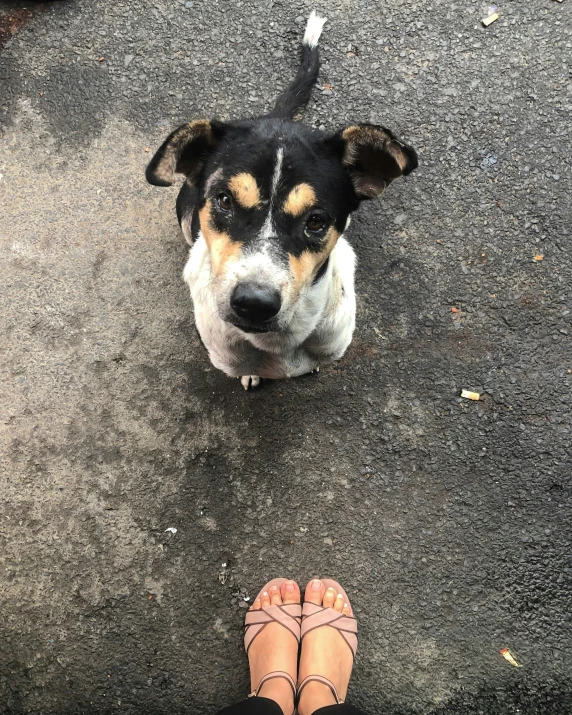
[{"left": 146, "top": 12, "right": 417, "bottom": 389}]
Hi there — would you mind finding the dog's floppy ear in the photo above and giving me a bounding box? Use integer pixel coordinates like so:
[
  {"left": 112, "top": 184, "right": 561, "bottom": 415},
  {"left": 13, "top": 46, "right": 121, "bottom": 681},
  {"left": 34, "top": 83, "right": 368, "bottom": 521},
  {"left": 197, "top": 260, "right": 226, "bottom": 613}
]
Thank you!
[
  {"left": 335, "top": 123, "right": 418, "bottom": 200},
  {"left": 146, "top": 119, "right": 226, "bottom": 187}
]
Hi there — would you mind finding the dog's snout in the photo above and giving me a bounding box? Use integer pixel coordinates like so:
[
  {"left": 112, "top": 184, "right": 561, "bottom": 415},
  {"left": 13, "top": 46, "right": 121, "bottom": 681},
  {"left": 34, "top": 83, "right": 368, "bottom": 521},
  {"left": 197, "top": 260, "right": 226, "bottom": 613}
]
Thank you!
[{"left": 231, "top": 283, "right": 281, "bottom": 322}]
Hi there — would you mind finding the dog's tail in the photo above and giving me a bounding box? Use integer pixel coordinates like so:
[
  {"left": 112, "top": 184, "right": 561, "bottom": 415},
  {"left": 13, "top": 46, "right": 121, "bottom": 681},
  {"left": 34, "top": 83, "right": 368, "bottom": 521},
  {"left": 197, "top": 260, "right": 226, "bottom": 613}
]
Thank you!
[{"left": 269, "top": 11, "right": 327, "bottom": 120}]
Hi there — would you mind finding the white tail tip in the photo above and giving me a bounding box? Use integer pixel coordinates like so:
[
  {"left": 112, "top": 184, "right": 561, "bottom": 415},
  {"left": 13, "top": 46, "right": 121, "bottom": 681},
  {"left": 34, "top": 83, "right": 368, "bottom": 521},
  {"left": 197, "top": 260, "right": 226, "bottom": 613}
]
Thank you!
[{"left": 303, "top": 10, "right": 327, "bottom": 49}]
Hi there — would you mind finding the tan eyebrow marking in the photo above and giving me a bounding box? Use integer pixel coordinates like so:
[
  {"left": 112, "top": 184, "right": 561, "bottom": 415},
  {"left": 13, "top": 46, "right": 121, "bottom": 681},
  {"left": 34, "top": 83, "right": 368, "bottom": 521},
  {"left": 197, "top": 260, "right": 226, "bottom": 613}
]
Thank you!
[
  {"left": 283, "top": 183, "right": 317, "bottom": 217},
  {"left": 228, "top": 173, "right": 261, "bottom": 209}
]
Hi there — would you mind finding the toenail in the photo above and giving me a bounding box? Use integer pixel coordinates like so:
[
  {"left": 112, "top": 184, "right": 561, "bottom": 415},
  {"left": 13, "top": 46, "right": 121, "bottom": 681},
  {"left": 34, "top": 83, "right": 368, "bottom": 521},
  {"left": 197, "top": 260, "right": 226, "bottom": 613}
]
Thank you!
[
  {"left": 311, "top": 579, "right": 322, "bottom": 591},
  {"left": 263, "top": 592, "right": 268, "bottom": 597},
  {"left": 327, "top": 587, "right": 335, "bottom": 593},
  {"left": 285, "top": 581, "right": 296, "bottom": 592}
]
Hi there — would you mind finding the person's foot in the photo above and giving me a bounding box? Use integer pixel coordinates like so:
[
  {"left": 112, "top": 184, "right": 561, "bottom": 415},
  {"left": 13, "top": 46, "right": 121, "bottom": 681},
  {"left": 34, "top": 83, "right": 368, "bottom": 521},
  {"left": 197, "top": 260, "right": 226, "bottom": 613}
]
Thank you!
[
  {"left": 297, "top": 579, "right": 355, "bottom": 715},
  {"left": 247, "top": 579, "right": 301, "bottom": 715}
]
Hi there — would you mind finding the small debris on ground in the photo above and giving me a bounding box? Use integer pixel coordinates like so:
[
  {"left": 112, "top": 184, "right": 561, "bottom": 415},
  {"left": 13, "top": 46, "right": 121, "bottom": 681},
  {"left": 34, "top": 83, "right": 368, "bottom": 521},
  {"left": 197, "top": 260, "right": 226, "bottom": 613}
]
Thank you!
[
  {"left": 233, "top": 587, "right": 251, "bottom": 607},
  {"left": 218, "top": 555, "right": 231, "bottom": 585},
  {"left": 461, "top": 389, "right": 480, "bottom": 401},
  {"left": 481, "top": 154, "right": 498, "bottom": 169},
  {"left": 451, "top": 306, "right": 459, "bottom": 313},
  {"left": 500, "top": 647, "right": 523, "bottom": 667},
  {"left": 533, "top": 254, "right": 544, "bottom": 262},
  {"left": 482, "top": 7, "right": 499, "bottom": 26},
  {"left": 164, "top": 527, "right": 177, "bottom": 534}
]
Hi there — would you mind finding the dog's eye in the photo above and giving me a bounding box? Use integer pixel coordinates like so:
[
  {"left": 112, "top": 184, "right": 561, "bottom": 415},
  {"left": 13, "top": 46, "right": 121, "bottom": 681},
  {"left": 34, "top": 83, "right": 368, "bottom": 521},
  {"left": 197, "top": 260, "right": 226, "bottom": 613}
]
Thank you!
[
  {"left": 216, "top": 192, "right": 232, "bottom": 212},
  {"left": 305, "top": 214, "right": 327, "bottom": 233}
]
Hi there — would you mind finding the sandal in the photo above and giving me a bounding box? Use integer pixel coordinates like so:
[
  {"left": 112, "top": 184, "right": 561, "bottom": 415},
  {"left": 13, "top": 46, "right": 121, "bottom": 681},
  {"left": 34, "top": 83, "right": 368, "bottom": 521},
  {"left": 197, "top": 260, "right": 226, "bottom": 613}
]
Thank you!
[
  {"left": 244, "top": 578, "right": 301, "bottom": 706},
  {"left": 297, "top": 579, "right": 358, "bottom": 706}
]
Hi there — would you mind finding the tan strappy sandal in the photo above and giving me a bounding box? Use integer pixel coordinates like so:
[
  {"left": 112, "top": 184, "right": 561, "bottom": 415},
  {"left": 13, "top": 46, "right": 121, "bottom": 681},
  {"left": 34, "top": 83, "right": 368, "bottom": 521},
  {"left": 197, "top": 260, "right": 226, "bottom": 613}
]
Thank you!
[
  {"left": 297, "top": 578, "right": 358, "bottom": 706},
  {"left": 244, "top": 578, "right": 301, "bottom": 711}
]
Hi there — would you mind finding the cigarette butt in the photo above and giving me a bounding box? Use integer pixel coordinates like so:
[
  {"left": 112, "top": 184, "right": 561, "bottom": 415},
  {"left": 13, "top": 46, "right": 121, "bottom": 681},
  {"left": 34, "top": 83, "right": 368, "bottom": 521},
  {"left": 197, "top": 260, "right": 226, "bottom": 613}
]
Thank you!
[
  {"left": 482, "top": 12, "right": 499, "bottom": 26},
  {"left": 500, "top": 648, "right": 522, "bottom": 668},
  {"left": 461, "top": 389, "right": 480, "bottom": 401}
]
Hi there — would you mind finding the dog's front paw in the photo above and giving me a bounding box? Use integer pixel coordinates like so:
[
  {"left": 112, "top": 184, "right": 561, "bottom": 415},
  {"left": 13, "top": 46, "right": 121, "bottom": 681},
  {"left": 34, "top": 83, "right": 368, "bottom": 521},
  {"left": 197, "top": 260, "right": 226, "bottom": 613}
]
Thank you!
[{"left": 240, "top": 375, "right": 261, "bottom": 390}]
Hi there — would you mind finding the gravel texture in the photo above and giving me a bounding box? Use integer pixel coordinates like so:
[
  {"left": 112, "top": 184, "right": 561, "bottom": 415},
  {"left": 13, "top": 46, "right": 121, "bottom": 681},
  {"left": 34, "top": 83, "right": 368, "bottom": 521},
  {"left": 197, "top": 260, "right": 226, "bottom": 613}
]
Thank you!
[{"left": 1, "top": 1, "right": 571, "bottom": 713}]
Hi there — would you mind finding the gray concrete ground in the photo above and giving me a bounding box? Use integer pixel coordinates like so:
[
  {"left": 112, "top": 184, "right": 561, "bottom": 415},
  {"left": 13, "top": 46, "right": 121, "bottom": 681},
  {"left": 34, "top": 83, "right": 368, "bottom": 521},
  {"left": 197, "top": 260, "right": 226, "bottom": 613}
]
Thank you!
[{"left": 1, "top": 0, "right": 571, "bottom": 713}]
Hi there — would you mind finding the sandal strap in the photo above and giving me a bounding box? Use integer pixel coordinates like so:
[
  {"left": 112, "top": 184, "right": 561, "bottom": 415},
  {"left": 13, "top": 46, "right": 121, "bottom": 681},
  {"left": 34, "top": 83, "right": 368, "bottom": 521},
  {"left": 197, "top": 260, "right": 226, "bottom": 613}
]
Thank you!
[
  {"left": 244, "top": 603, "right": 302, "bottom": 653},
  {"left": 297, "top": 675, "right": 343, "bottom": 705},
  {"left": 301, "top": 602, "right": 358, "bottom": 658},
  {"left": 249, "top": 671, "right": 297, "bottom": 699}
]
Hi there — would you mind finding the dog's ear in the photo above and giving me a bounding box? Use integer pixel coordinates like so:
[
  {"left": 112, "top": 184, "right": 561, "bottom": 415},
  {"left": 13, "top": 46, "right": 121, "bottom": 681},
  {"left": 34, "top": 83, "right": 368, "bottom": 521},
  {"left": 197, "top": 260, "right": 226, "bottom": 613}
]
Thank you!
[
  {"left": 334, "top": 123, "right": 418, "bottom": 200},
  {"left": 146, "top": 119, "right": 226, "bottom": 187}
]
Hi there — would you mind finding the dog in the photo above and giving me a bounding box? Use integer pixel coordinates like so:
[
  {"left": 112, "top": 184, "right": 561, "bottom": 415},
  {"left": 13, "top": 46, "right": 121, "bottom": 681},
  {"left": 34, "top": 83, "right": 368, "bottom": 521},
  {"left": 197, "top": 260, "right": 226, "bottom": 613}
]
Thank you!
[{"left": 146, "top": 12, "right": 417, "bottom": 390}]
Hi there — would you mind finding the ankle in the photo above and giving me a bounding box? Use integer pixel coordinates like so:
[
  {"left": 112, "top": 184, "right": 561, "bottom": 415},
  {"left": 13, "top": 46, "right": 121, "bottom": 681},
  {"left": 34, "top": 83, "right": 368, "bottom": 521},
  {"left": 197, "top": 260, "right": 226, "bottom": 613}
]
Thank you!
[
  {"left": 297, "top": 681, "right": 337, "bottom": 715},
  {"left": 257, "top": 678, "right": 295, "bottom": 715}
]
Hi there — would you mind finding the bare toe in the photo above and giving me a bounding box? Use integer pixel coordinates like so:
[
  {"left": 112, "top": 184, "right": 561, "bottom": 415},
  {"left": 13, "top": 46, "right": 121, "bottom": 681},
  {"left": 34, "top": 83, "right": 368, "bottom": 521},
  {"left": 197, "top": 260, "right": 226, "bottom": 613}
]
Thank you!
[
  {"left": 323, "top": 586, "right": 336, "bottom": 609},
  {"left": 305, "top": 578, "right": 325, "bottom": 605},
  {"left": 281, "top": 580, "right": 300, "bottom": 604},
  {"left": 333, "top": 593, "right": 345, "bottom": 613},
  {"left": 343, "top": 601, "right": 352, "bottom": 616},
  {"left": 250, "top": 598, "right": 262, "bottom": 611},
  {"left": 269, "top": 584, "right": 283, "bottom": 606},
  {"left": 260, "top": 590, "right": 270, "bottom": 608}
]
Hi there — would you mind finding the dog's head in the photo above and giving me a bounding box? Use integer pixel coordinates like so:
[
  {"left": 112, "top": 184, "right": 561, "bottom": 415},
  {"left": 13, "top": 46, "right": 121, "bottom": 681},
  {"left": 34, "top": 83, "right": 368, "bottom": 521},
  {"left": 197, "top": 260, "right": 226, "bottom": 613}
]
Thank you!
[{"left": 147, "top": 118, "right": 417, "bottom": 334}]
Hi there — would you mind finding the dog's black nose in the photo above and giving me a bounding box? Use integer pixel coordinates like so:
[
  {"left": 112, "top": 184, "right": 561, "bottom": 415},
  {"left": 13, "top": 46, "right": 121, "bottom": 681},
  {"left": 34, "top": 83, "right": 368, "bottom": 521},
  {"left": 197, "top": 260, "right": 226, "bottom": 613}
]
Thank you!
[{"left": 231, "top": 283, "right": 281, "bottom": 322}]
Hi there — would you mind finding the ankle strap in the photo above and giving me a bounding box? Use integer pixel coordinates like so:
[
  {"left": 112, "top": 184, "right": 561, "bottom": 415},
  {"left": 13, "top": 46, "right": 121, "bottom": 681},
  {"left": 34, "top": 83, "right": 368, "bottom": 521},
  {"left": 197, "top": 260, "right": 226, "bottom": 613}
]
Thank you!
[
  {"left": 296, "top": 675, "right": 343, "bottom": 705},
  {"left": 249, "top": 671, "right": 297, "bottom": 699}
]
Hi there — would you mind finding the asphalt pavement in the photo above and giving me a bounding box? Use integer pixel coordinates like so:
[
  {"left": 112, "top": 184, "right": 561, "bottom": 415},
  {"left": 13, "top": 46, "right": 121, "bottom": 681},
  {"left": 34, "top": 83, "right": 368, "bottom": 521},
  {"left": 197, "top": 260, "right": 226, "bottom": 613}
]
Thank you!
[{"left": 1, "top": 0, "right": 571, "bottom": 713}]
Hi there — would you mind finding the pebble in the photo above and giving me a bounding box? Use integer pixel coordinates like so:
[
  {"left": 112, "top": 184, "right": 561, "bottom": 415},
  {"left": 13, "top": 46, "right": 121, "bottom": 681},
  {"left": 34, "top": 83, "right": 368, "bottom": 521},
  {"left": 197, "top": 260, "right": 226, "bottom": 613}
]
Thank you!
[{"left": 481, "top": 155, "right": 498, "bottom": 169}]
